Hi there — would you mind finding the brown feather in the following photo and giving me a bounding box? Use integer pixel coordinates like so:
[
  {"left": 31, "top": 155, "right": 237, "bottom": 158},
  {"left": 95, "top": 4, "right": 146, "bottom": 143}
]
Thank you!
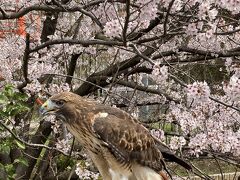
[
  {"left": 92, "top": 114, "right": 164, "bottom": 171},
  {"left": 47, "top": 92, "right": 191, "bottom": 176}
]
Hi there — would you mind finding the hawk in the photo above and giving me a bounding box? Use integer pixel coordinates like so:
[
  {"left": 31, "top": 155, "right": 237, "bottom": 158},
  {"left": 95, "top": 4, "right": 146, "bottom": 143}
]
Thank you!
[{"left": 40, "top": 92, "right": 191, "bottom": 180}]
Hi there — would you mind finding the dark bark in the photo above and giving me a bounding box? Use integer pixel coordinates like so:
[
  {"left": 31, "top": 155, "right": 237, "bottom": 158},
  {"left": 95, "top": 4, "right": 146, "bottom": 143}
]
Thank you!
[
  {"left": 66, "top": 54, "right": 81, "bottom": 85},
  {"left": 40, "top": 12, "right": 59, "bottom": 43},
  {"left": 74, "top": 47, "right": 155, "bottom": 95},
  {"left": 128, "top": 14, "right": 163, "bottom": 41}
]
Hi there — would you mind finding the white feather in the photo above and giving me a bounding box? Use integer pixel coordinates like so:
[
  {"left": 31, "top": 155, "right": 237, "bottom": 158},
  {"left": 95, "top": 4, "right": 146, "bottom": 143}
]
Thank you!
[
  {"left": 109, "top": 168, "right": 129, "bottom": 180},
  {"left": 95, "top": 112, "right": 109, "bottom": 118},
  {"left": 131, "top": 164, "right": 163, "bottom": 180}
]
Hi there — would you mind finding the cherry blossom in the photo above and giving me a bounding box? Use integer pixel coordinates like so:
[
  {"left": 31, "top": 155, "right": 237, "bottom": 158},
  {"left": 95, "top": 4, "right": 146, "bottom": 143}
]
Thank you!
[
  {"left": 186, "top": 81, "right": 211, "bottom": 105},
  {"left": 223, "top": 75, "right": 240, "bottom": 101},
  {"left": 186, "top": 23, "right": 198, "bottom": 36},
  {"left": 151, "top": 64, "right": 169, "bottom": 85},
  {"left": 75, "top": 162, "right": 100, "bottom": 180},
  {"left": 169, "top": 136, "right": 186, "bottom": 151}
]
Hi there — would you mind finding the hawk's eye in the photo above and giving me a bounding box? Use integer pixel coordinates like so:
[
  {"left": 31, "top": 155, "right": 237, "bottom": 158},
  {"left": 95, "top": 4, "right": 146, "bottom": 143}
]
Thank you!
[{"left": 55, "top": 100, "right": 65, "bottom": 107}]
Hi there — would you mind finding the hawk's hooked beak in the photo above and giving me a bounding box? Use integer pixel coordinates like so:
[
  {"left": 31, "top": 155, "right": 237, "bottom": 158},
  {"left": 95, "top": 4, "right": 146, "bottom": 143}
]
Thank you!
[{"left": 39, "top": 100, "right": 57, "bottom": 115}]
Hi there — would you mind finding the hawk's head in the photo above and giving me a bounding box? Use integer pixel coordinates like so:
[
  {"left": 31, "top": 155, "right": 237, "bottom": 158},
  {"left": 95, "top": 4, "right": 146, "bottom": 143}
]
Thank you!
[{"left": 39, "top": 92, "right": 81, "bottom": 122}]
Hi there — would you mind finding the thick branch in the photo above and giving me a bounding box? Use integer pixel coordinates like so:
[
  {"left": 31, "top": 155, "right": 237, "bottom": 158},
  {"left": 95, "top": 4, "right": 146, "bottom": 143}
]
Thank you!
[
  {"left": 40, "top": 12, "right": 59, "bottom": 43},
  {"left": 30, "top": 39, "right": 124, "bottom": 52},
  {"left": 153, "top": 46, "right": 240, "bottom": 60},
  {"left": 65, "top": 53, "right": 81, "bottom": 84},
  {"left": 74, "top": 47, "right": 155, "bottom": 95},
  {"left": 128, "top": 14, "right": 163, "bottom": 41},
  {"left": 17, "top": 33, "right": 31, "bottom": 91}
]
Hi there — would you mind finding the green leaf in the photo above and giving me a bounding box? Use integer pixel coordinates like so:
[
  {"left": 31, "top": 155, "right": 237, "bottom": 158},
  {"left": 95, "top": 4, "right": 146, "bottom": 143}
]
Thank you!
[
  {"left": 4, "top": 85, "right": 14, "bottom": 97},
  {"left": 15, "top": 140, "right": 25, "bottom": 150},
  {"left": 0, "top": 144, "right": 10, "bottom": 154},
  {"left": 13, "top": 92, "right": 28, "bottom": 101},
  {"left": 0, "top": 94, "right": 8, "bottom": 104},
  {"left": 13, "top": 157, "right": 28, "bottom": 167}
]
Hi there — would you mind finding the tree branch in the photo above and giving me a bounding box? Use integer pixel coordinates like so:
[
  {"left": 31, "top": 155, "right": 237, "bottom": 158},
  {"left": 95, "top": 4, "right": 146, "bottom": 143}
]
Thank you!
[
  {"left": 0, "top": 4, "right": 103, "bottom": 29},
  {"left": 74, "top": 47, "right": 155, "bottom": 95},
  {"left": 30, "top": 39, "right": 124, "bottom": 52},
  {"left": 0, "top": 119, "right": 69, "bottom": 156},
  {"left": 65, "top": 53, "right": 81, "bottom": 85},
  {"left": 153, "top": 46, "right": 240, "bottom": 60},
  {"left": 17, "top": 33, "right": 31, "bottom": 91},
  {"left": 163, "top": 0, "right": 175, "bottom": 35},
  {"left": 111, "top": 78, "right": 180, "bottom": 103},
  {"left": 128, "top": 14, "right": 163, "bottom": 41},
  {"left": 170, "top": 74, "right": 240, "bottom": 112},
  {"left": 122, "top": 0, "right": 130, "bottom": 44}
]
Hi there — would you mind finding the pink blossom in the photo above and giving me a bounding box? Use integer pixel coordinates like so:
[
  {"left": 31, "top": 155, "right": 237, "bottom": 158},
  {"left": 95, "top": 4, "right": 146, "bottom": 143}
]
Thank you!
[
  {"left": 75, "top": 163, "right": 99, "bottom": 179},
  {"left": 198, "top": 2, "right": 210, "bottom": 19},
  {"left": 225, "top": 57, "right": 232, "bottom": 67},
  {"left": 223, "top": 75, "right": 240, "bottom": 101},
  {"left": 104, "top": 18, "right": 123, "bottom": 38},
  {"left": 208, "top": 8, "right": 218, "bottom": 21},
  {"left": 56, "top": 138, "right": 71, "bottom": 154},
  {"left": 186, "top": 81, "right": 210, "bottom": 104},
  {"left": 151, "top": 64, "right": 169, "bottom": 85},
  {"left": 169, "top": 136, "right": 186, "bottom": 151},
  {"left": 151, "top": 129, "right": 165, "bottom": 142},
  {"left": 186, "top": 23, "right": 198, "bottom": 36}
]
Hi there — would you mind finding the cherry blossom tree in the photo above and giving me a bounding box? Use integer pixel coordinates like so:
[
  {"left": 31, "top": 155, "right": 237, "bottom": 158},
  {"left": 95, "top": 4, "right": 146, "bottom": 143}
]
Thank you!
[{"left": 0, "top": 0, "right": 239, "bottom": 179}]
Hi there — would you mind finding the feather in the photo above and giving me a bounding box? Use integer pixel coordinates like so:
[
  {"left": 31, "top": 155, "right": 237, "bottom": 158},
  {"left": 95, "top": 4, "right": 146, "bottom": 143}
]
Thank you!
[
  {"left": 41, "top": 92, "right": 191, "bottom": 180},
  {"left": 92, "top": 114, "right": 163, "bottom": 172}
]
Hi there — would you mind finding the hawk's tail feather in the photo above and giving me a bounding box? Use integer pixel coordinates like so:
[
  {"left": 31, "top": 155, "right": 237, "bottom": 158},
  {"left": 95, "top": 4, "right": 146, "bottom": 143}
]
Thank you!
[
  {"left": 154, "top": 137, "right": 192, "bottom": 170},
  {"left": 162, "top": 151, "right": 192, "bottom": 170}
]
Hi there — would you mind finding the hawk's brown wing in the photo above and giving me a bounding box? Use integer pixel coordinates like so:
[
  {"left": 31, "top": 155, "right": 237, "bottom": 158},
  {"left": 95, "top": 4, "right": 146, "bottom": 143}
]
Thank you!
[
  {"left": 91, "top": 105, "right": 192, "bottom": 171},
  {"left": 92, "top": 113, "right": 164, "bottom": 171}
]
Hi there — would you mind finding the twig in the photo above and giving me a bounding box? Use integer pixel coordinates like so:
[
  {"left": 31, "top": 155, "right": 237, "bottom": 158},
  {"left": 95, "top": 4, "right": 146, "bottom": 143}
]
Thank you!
[
  {"left": 209, "top": 97, "right": 240, "bottom": 112},
  {"left": 113, "top": 78, "right": 180, "bottom": 103},
  {"left": 170, "top": 74, "right": 240, "bottom": 112},
  {"left": 30, "top": 39, "right": 124, "bottom": 52},
  {"left": 45, "top": 73, "right": 132, "bottom": 103},
  {"left": 190, "top": 162, "right": 213, "bottom": 180},
  {"left": 129, "top": 43, "right": 155, "bottom": 65},
  {"left": 205, "top": 151, "right": 240, "bottom": 167},
  {"left": 0, "top": 119, "right": 70, "bottom": 156},
  {"left": 212, "top": 154, "right": 224, "bottom": 180},
  {"left": 122, "top": 0, "right": 130, "bottom": 44},
  {"left": 163, "top": 0, "right": 175, "bottom": 35}
]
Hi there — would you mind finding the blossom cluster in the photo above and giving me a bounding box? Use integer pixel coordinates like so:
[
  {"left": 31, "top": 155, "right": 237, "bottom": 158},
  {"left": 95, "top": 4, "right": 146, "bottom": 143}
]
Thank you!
[
  {"left": 167, "top": 99, "right": 240, "bottom": 156},
  {"left": 151, "top": 63, "right": 169, "bottom": 85},
  {"left": 0, "top": 35, "right": 24, "bottom": 82},
  {"left": 186, "top": 81, "right": 210, "bottom": 105},
  {"left": 169, "top": 136, "right": 186, "bottom": 151},
  {"left": 102, "top": 0, "right": 158, "bottom": 38},
  {"left": 75, "top": 162, "right": 99, "bottom": 180},
  {"left": 223, "top": 58, "right": 240, "bottom": 102},
  {"left": 150, "top": 129, "right": 165, "bottom": 142},
  {"left": 223, "top": 75, "right": 240, "bottom": 102}
]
